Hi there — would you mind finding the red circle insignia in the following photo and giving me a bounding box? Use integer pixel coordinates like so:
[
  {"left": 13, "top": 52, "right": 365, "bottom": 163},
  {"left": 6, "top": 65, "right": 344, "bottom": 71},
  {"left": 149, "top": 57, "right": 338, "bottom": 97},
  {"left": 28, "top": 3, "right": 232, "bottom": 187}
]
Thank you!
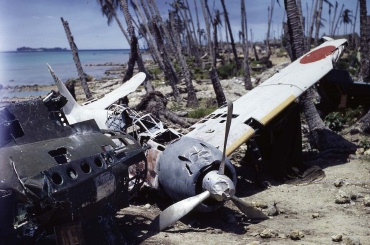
[{"left": 300, "top": 45, "right": 336, "bottom": 64}]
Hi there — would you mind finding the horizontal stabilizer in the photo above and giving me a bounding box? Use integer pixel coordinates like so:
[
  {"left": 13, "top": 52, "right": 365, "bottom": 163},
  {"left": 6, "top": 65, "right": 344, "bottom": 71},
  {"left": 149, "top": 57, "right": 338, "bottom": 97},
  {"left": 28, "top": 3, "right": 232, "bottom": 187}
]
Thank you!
[{"left": 85, "top": 72, "right": 146, "bottom": 110}]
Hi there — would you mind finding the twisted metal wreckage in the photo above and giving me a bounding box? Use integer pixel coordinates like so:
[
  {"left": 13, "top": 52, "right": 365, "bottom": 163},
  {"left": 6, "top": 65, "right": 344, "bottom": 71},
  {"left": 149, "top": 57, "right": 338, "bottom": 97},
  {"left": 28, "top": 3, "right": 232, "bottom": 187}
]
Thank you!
[{"left": 0, "top": 38, "right": 348, "bottom": 244}]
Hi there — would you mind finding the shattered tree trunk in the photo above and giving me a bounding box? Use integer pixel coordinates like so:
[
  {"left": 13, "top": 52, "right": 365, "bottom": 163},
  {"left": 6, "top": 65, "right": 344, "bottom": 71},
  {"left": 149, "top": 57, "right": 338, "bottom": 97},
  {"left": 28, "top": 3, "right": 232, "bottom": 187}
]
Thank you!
[
  {"left": 201, "top": 0, "right": 226, "bottom": 107},
  {"left": 120, "top": 0, "right": 154, "bottom": 92},
  {"left": 151, "top": 21, "right": 181, "bottom": 102},
  {"left": 220, "top": 0, "right": 239, "bottom": 69},
  {"left": 357, "top": 0, "right": 370, "bottom": 133},
  {"left": 306, "top": 0, "right": 318, "bottom": 51},
  {"left": 61, "top": 17, "right": 92, "bottom": 99},
  {"left": 136, "top": 91, "right": 190, "bottom": 128},
  {"left": 169, "top": 12, "right": 199, "bottom": 107},
  {"left": 314, "top": 0, "right": 323, "bottom": 47},
  {"left": 241, "top": 0, "right": 252, "bottom": 90}
]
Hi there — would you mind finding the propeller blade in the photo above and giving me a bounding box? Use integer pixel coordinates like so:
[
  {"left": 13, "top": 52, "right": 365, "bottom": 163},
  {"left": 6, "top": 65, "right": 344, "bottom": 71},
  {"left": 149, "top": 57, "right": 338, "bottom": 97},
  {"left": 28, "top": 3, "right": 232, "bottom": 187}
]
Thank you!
[
  {"left": 152, "top": 190, "right": 211, "bottom": 231},
  {"left": 219, "top": 100, "right": 233, "bottom": 175},
  {"left": 230, "top": 195, "right": 269, "bottom": 220}
]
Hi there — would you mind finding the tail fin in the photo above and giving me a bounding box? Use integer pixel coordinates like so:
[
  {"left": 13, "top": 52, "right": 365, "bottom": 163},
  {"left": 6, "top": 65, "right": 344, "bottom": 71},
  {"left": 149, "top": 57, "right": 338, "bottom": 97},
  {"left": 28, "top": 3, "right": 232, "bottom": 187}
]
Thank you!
[{"left": 47, "top": 64, "right": 80, "bottom": 115}]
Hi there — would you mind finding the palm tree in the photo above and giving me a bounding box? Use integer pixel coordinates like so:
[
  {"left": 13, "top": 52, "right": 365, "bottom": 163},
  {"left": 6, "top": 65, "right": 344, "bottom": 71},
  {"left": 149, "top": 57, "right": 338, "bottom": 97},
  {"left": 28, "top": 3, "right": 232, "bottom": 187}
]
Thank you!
[
  {"left": 314, "top": 0, "right": 324, "bottom": 47},
  {"left": 200, "top": 0, "right": 226, "bottom": 107},
  {"left": 97, "top": 0, "right": 153, "bottom": 92},
  {"left": 330, "top": 1, "right": 338, "bottom": 36},
  {"left": 332, "top": 3, "right": 344, "bottom": 36},
  {"left": 314, "top": 0, "right": 333, "bottom": 47},
  {"left": 351, "top": 0, "right": 359, "bottom": 47},
  {"left": 266, "top": 0, "right": 276, "bottom": 52},
  {"left": 220, "top": 0, "right": 239, "bottom": 69},
  {"left": 240, "top": 0, "right": 252, "bottom": 90},
  {"left": 61, "top": 18, "right": 92, "bottom": 99},
  {"left": 150, "top": 20, "right": 182, "bottom": 102},
  {"left": 98, "top": 0, "right": 130, "bottom": 42},
  {"left": 341, "top": 9, "right": 353, "bottom": 35},
  {"left": 170, "top": 0, "right": 200, "bottom": 60},
  {"left": 283, "top": 0, "right": 355, "bottom": 151},
  {"left": 359, "top": 0, "right": 369, "bottom": 82},
  {"left": 185, "top": 0, "right": 202, "bottom": 64},
  {"left": 194, "top": 0, "right": 203, "bottom": 46},
  {"left": 307, "top": 0, "right": 318, "bottom": 50},
  {"left": 129, "top": 0, "right": 182, "bottom": 97},
  {"left": 357, "top": 0, "right": 370, "bottom": 133},
  {"left": 169, "top": 11, "right": 199, "bottom": 107}
]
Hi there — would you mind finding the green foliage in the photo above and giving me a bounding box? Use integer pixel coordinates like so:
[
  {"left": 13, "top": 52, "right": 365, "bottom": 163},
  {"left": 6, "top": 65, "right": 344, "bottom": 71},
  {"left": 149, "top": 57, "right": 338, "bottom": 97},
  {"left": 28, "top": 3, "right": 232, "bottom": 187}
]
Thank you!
[
  {"left": 217, "top": 62, "right": 238, "bottom": 79},
  {"left": 324, "top": 106, "right": 365, "bottom": 131},
  {"left": 359, "top": 139, "right": 370, "bottom": 151},
  {"left": 188, "top": 107, "right": 216, "bottom": 119},
  {"left": 148, "top": 66, "right": 162, "bottom": 79},
  {"left": 192, "top": 65, "right": 210, "bottom": 80},
  {"left": 324, "top": 112, "right": 346, "bottom": 131},
  {"left": 168, "top": 102, "right": 183, "bottom": 111}
]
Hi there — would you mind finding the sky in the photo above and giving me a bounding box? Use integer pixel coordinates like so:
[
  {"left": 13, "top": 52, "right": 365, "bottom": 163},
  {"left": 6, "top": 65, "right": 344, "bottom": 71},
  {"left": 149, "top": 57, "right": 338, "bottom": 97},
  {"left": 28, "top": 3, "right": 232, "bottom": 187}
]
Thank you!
[{"left": 0, "top": 0, "right": 367, "bottom": 52}]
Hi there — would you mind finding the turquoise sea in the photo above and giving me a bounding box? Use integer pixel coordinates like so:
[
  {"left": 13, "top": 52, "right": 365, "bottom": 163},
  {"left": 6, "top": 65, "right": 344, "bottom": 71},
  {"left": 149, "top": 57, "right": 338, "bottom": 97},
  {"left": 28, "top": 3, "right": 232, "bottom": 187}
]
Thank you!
[
  {"left": 0, "top": 49, "right": 131, "bottom": 87},
  {"left": 0, "top": 49, "right": 136, "bottom": 99}
]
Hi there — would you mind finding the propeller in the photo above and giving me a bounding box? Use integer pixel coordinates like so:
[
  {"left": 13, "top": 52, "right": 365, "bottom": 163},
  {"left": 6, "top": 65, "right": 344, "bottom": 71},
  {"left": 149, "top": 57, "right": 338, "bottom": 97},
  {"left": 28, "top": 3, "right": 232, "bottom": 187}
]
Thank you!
[
  {"left": 219, "top": 100, "right": 233, "bottom": 175},
  {"left": 152, "top": 190, "right": 211, "bottom": 231},
  {"left": 152, "top": 100, "right": 268, "bottom": 231}
]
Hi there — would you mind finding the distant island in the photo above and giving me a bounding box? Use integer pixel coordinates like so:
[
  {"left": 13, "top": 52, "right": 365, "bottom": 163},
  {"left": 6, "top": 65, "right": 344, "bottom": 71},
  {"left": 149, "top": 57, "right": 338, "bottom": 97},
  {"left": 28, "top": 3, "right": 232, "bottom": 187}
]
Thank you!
[{"left": 16, "top": 46, "right": 68, "bottom": 52}]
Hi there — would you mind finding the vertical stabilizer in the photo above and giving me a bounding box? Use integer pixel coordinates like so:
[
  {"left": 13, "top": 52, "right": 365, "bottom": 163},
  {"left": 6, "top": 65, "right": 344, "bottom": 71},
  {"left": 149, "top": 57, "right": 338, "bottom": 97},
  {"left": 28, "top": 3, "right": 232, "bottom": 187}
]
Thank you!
[{"left": 47, "top": 64, "right": 81, "bottom": 116}]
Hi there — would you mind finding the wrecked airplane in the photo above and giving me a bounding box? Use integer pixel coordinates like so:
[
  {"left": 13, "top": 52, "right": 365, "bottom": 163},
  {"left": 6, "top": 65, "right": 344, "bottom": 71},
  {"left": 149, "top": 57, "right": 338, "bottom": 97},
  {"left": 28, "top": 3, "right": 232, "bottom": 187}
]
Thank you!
[
  {"left": 52, "top": 37, "right": 348, "bottom": 231},
  {"left": 0, "top": 94, "right": 147, "bottom": 244}
]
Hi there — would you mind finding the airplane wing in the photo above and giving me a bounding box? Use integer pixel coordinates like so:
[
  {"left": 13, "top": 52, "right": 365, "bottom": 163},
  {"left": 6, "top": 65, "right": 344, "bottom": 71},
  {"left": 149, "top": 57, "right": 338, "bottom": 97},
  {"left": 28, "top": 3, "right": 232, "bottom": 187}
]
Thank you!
[
  {"left": 186, "top": 38, "right": 348, "bottom": 156},
  {"left": 84, "top": 72, "right": 146, "bottom": 110}
]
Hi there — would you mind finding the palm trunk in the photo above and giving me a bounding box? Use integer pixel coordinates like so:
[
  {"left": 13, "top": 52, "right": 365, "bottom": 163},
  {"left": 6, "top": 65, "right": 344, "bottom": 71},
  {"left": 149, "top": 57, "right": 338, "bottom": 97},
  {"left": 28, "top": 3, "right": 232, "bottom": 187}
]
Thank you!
[
  {"left": 200, "top": 0, "right": 226, "bottom": 107},
  {"left": 359, "top": 0, "right": 369, "bottom": 82},
  {"left": 61, "top": 17, "right": 92, "bottom": 99},
  {"left": 194, "top": 0, "right": 202, "bottom": 47},
  {"left": 332, "top": 4, "right": 344, "bottom": 36},
  {"left": 220, "top": 0, "right": 239, "bottom": 69},
  {"left": 330, "top": 2, "right": 338, "bottom": 36},
  {"left": 151, "top": 21, "right": 181, "bottom": 102},
  {"left": 284, "top": 0, "right": 355, "bottom": 151},
  {"left": 351, "top": 0, "right": 359, "bottom": 48},
  {"left": 307, "top": 0, "right": 318, "bottom": 51},
  {"left": 169, "top": 12, "right": 199, "bottom": 107},
  {"left": 356, "top": 0, "right": 370, "bottom": 135},
  {"left": 266, "top": 0, "right": 275, "bottom": 52},
  {"left": 185, "top": 0, "right": 201, "bottom": 65},
  {"left": 314, "top": 0, "right": 323, "bottom": 47},
  {"left": 241, "top": 0, "right": 252, "bottom": 90},
  {"left": 148, "top": 0, "right": 177, "bottom": 58}
]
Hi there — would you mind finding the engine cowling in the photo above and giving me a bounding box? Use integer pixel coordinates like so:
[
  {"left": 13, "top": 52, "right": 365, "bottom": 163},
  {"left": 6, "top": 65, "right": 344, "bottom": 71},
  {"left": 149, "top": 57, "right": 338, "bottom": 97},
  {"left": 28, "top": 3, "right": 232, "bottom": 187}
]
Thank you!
[{"left": 157, "top": 136, "right": 237, "bottom": 212}]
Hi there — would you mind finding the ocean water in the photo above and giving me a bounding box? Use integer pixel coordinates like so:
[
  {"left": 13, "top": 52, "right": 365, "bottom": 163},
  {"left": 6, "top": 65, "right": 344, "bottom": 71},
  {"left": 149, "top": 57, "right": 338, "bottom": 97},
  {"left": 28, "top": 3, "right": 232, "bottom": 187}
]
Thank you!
[{"left": 0, "top": 49, "right": 131, "bottom": 87}]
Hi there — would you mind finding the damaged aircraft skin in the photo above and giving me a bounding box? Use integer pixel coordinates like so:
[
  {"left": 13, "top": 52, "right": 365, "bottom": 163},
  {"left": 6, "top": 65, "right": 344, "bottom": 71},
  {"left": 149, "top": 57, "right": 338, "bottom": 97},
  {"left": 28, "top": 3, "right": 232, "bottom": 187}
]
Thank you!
[
  {"left": 51, "top": 37, "right": 348, "bottom": 231},
  {"left": 0, "top": 96, "right": 147, "bottom": 244}
]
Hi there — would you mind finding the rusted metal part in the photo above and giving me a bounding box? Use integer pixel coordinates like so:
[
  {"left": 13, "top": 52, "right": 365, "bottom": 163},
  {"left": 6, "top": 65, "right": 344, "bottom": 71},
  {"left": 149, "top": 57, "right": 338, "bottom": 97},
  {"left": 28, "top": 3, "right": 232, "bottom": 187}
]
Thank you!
[
  {"left": 143, "top": 148, "right": 162, "bottom": 189},
  {"left": 54, "top": 222, "right": 85, "bottom": 245}
]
